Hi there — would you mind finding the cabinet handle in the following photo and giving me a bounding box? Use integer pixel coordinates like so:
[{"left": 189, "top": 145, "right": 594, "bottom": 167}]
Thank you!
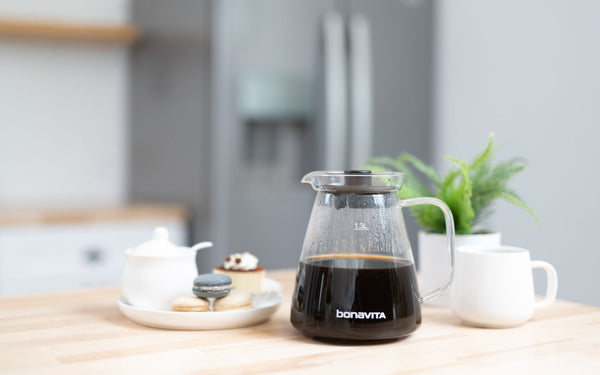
[
  {"left": 83, "top": 248, "right": 104, "bottom": 264},
  {"left": 323, "top": 12, "right": 348, "bottom": 169},
  {"left": 349, "top": 13, "right": 373, "bottom": 169}
]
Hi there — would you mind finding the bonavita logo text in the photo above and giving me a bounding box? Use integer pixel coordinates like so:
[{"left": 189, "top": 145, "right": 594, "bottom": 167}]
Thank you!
[{"left": 336, "top": 309, "right": 387, "bottom": 319}]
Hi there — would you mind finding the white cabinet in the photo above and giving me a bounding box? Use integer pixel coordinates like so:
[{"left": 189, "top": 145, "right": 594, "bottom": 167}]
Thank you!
[{"left": 0, "top": 206, "right": 187, "bottom": 295}]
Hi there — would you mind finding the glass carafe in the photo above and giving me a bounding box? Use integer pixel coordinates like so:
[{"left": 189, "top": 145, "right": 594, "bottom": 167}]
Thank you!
[{"left": 291, "top": 170, "right": 456, "bottom": 341}]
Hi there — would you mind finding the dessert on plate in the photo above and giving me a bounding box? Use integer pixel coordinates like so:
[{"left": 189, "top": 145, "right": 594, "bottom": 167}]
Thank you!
[
  {"left": 213, "top": 291, "right": 253, "bottom": 311},
  {"left": 171, "top": 296, "right": 210, "bottom": 312},
  {"left": 213, "top": 252, "right": 265, "bottom": 293},
  {"left": 171, "top": 273, "right": 255, "bottom": 312},
  {"left": 193, "top": 274, "right": 232, "bottom": 299}
]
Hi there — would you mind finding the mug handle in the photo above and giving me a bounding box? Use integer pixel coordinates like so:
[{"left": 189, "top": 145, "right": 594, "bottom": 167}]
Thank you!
[
  {"left": 530, "top": 260, "right": 558, "bottom": 308},
  {"left": 401, "top": 197, "right": 456, "bottom": 303}
]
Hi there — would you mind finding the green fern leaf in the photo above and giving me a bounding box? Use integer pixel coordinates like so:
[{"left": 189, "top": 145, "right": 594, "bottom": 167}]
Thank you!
[
  {"left": 500, "top": 189, "right": 540, "bottom": 225},
  {"left": 443, "top": 156, "right": 475, "bottom": 234},
  {"left": 397, "top": 154, "right": 442, "bottom": 186},
  {"left": 470, "top": 132, "right": 495, "bottom": 170},
  {"left": 365, "top": 132, "right": 538, "bottom": 235}
]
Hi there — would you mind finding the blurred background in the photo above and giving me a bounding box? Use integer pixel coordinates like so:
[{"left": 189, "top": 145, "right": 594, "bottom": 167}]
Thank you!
[{"left": 0, "top": 0, "right": 598, "bottom": 306}]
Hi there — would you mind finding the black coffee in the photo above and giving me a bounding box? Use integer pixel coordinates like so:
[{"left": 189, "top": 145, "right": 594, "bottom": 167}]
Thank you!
[{"left": 290, "top": 254, "right": 421, "bottom": 341}]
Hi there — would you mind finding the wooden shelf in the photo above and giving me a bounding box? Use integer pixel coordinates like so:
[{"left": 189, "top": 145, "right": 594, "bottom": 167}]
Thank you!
[
  {"left": 0, "top": 18, "right": 139, "bottom": 44},
  {"left": 0, "top": 204, "right": 188, "bottom": 226}
]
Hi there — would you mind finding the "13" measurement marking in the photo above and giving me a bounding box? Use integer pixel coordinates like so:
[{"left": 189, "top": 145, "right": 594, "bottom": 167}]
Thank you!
[{"left": 354, "top": 222, "right": 369, "bottom": 231}]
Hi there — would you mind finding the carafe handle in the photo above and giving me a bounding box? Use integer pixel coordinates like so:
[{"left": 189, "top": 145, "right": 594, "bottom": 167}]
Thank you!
[{"left": 401, "top": 197, "right": 456, "bottom": 303}]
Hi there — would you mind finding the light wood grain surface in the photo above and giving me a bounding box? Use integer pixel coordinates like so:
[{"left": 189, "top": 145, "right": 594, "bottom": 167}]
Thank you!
[{"left": 1, "top": 269, "right": 599, "bottom": 374}]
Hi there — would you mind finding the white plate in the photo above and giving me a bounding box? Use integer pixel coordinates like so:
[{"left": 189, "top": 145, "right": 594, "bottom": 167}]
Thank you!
[{"left": 117, "top": 278, "right": 283, "bottom": 330}]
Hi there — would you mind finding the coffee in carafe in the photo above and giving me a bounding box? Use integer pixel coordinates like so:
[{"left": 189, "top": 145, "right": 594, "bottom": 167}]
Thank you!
[
  {"left": 291, "top": 254, "right": 421, "bottom": 340},
  {"left": 291, "top": 171, "right": 456, "bottom": 341}
]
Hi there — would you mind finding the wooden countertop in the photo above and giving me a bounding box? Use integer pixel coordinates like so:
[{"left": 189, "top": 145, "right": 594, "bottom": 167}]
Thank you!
[{"left": 1, "top": 269, "right": 599, "bottom": 374}]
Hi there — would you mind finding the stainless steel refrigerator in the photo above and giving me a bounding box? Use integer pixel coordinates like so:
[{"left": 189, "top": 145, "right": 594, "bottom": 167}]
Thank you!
[{"left": 208, "top": 0, "right": 433, "bottom": 270}]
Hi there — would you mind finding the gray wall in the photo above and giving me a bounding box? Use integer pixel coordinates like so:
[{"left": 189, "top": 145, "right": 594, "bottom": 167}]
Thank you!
[
  {"left": 129, "top": 0, "right": 213, "bottom": 262},
  {"left": 434, "top": 0, "right": 600, "bottom": 306},
  {"left": 0, "top": 1, "right": 130, "bottom": 208}
]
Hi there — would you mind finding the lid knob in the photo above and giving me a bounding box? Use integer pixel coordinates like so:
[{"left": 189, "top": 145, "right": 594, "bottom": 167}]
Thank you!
[
  {"left": 344, "top": 170, "right": 372, "bottom": 187},
  {"left": 152, "top": 227, "right": 169, "bottom": 242}
]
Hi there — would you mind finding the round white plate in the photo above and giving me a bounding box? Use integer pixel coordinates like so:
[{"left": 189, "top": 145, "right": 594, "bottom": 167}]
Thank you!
[{"left": 117, "top": 278, "right": 283, "bottom": 330}]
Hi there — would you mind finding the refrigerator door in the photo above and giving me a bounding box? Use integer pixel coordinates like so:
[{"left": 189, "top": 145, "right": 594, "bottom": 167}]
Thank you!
[
  {"left": 211, "top": 0, "right": 433, "bottom": 270},
  {"left": 211, "top": 0, "right": 337, "bottom": 270}
]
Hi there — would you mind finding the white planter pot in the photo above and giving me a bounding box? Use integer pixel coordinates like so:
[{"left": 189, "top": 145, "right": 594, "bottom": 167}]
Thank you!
[{"left": 418, "top": 231, "right": 501, "bottom": 307}]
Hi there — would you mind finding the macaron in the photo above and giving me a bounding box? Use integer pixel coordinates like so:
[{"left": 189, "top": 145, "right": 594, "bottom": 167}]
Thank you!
[
  {"left": 193, "top": 273, "right": 232, "bottom": 299},
  {"left": 213, "top": 291, "right": 253, "bottom": 311},
  {"left": 172, "top": 296, "right": 210, "bottom": 312}
]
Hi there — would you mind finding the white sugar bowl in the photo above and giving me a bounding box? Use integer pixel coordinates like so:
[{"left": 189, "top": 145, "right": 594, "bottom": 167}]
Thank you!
[{"left": 122, "top": 227, "right": 213, "bottom": 310}]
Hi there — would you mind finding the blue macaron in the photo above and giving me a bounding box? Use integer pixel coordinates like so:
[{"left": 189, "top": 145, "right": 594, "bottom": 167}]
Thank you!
[{"left": 193, "top": 273, "right": 232, "bottom": 299}]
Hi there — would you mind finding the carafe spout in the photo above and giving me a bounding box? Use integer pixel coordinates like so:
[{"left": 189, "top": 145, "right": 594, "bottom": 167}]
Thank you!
[{"left": 301, "top": 171, "right": 324, "bottom": 188}]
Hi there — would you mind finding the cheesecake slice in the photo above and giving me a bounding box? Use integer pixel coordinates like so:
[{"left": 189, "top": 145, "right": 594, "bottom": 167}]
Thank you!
[{"left": 213, "top": 252, "right": 265, "bottom": 293}]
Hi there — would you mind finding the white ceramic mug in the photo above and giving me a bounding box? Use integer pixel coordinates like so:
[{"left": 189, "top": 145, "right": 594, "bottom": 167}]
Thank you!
[{"left": 450, "top": 245, "right": 558, "bottom": 328}]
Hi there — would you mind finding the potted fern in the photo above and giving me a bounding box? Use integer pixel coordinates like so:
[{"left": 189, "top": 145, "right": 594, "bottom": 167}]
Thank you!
[{"left": 366, "top": 133, "right": 538, "bottom": 306}]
